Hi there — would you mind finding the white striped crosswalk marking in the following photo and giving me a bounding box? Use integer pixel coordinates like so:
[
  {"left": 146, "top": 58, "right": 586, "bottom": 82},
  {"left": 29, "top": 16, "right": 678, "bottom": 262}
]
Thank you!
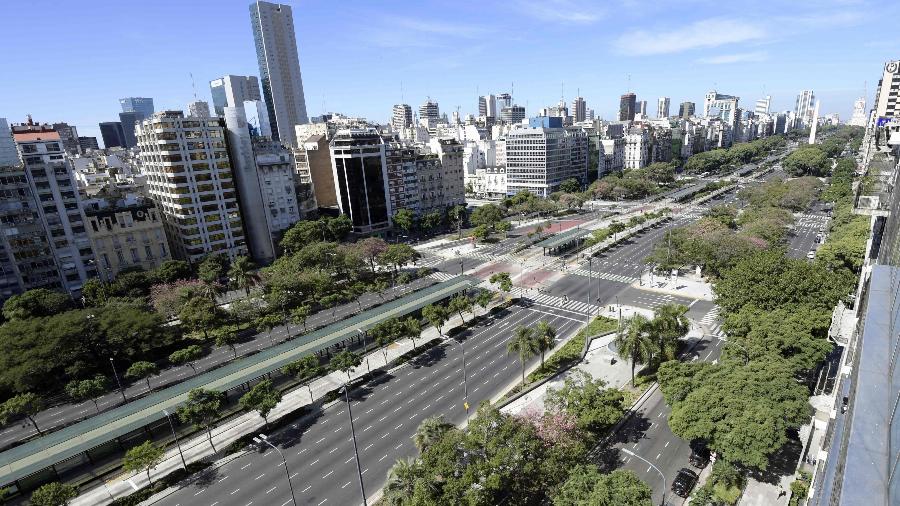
[
  {"left": 428, "top": 272, "right": 457, "bottom": 282},
  {"left": 699, "top": 306, "right": 725, "bottom": 337},
  {"left": 566, "top": 268, "right": 638, "bottom": 284},
  {"left": 509, "top": 287, "right": 598, "bottom": 316}
]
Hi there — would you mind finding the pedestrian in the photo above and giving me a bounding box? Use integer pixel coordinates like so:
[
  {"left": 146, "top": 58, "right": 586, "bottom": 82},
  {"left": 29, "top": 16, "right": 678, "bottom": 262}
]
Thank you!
[{"left": 777, "top": 488, "right": 786, "bottom": 499}]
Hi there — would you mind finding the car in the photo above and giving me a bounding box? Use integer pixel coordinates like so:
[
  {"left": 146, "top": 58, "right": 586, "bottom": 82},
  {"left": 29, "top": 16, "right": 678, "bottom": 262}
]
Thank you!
[
  {"left": 689, "top": 445, "right": 711, "bottom": 468},
  {"left": 807, "top": 250, "right": 816, "bottom": 259},
  {"left": 672, "top": 468, "right": 699, "bottom": 497}
]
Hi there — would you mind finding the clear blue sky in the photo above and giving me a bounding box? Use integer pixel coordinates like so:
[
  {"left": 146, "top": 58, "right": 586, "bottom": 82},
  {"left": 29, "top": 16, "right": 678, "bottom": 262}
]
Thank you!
[{"left": 1, "top": 0, "right": 896, "bottom": 144}]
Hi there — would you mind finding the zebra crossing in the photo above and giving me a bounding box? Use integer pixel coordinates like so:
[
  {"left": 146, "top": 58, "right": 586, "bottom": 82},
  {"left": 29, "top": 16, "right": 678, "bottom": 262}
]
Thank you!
[
  {"left": 428, "top": 271, "right": 458, "bottom": 282},
  {"left": 510, "top": 287, "right": 599, "bottom": 316},
  {"left": 698, "top": 306, "right": 725, "bottom": 337},
  {"left": 566, "top": 268, "right": 638, "bottom": 284},
  {"left": 794, "top": 213, "right": 829, "bottom": 232}
]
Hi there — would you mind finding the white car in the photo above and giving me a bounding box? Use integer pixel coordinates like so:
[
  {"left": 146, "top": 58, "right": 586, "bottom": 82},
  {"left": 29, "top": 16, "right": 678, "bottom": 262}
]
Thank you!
[{"left": 807, "top": 250, "right": 816, "bottom": 260}]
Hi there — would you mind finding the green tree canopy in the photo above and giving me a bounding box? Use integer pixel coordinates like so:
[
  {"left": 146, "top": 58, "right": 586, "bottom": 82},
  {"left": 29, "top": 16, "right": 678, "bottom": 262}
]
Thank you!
[
  {"left": 65, "top": 375, "right": 109, "bottom": 413},
  {"left": 545, "top": 370, "right": 625, "bottom": 437},
  {"left": 2, "top": 288, "right": 72, "bottom": 320},
  {"left": 122, "top": 440, "right": 165, "bottom": 486},
  {"left": 29, "top": 482, "right": 78, "bottom": 506},
  {"left": 239, "top": 379, "right": 282, "bottom": 428},
  {"left": 553, "top": 466, "right": 652, "bottom": 506},
  {"left": 125, "top": 361, "right": 159, "bottom": 393},
  {"left": 177, "top": 388, "right": 224, "bottom": 451}
]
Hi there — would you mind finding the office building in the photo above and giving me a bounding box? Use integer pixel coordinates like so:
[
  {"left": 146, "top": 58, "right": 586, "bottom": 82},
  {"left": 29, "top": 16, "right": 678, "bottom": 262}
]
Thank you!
[
  {"left": 427, "top": 138, "right": 466, "bottom": 210},
  {"left": 679, "top": 101, "right": 696, "bottom": 118},
  {"left": 619, "top": 93, "right": 636, "bottom": 121},
  {"left": 250, "top": 1, "right": 309, "bottom": 146},
  {"left": 419, "top": 99, "right": 440, "bottom": 122},
  {"left": 657, "top": 97, "right": 670, "bottom": 119},
  {"left": 637, "top": 100, "right": 648, "bottom": 117},
  {"left": 795, "top": 90, "right": 816, "bottom": 127},
  {"left": 210, "top": 74, "right": 271, "bottom": 137},
  {"left": 10, "top": 119, "right": 97, "bottom": 295},
  {"left": 253, "top": 137, "right": 301, "bottom": 242},
  {"left": 118, "top": 111, "right": 140, "bottom": 148},
  {"left": 52, "top": 123, "right": 80, "bottom": 154},
  {"left": 99, "top": 121, "right": 125, "bottom": 149},
  {"left": 136, "top": 111, "right": 247, "bottom": 263},
  {"left": 501, "top": 105, "right": 526, "bottom": 124},
  {"left": 78, "top": 136, "right": 99, "bottom": 152},
  {"left": 505, "top": 117, "right": 588, "bottom": 197},
  {"left": 119, "top": 97, "right": 155, "bottom": 121},
  {"left": 330, "top": 129, "right": 391, "bottom": 234},
  {"left": 479, "top": 95, "right": 497, "bottom": 118},
  {"left": 572, "top": 96, "right": 587, "bottom": 123},
  {"left": 704, "top": 91, "right": 740, "bottom": 146},
  {"left": 188, "top": 100, "right": 211, "bottom": 118},
  {"left": 755, "top": 95, "right": 771, "bottom": 116},
  {"left": 496, "top": 93, "right": 513, "bottom": 111},
  {"left": 83, "top": 195, "right": 170, "bottom": 281},
  {"left": 392, "top": 104, "right": 413, "bottom": 131},
  {"left": 873, "top": 61, "right": 900, "bottom": 120}
]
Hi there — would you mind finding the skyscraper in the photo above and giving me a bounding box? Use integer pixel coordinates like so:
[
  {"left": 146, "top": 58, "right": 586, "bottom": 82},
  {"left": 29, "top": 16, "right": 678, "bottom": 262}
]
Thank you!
[
  {"left": 657, "top": 97, "right": 670, "bottom": 119},
  {"left": 755, "top": 95, "right": 771, "bottom": 116},
  {"left": 572, "top": 96, "right": 586, "bottom": 122},
  {"left": 419, "top": 99, "right": 440, "bottom": 122},
  {"left": 500, "top": 105, "right": 526, "bottom": 124},
  {"left": 330, "top": 129, "right": 391, "bottom": 234},
  {"left": 99, "top": 121, "right": 126, "bottom": 149},
  {"left": 250, "top": 1, "right": 309, "bottom": 146},
  {"left": 479, "top": 95, "right": 496, "bottom": 118},
  {"left": 678, "top": 101, "right": 695, "bottom": 118},
  {"left": 794, "top": 90, "right": 816, "bottom": 127},
  {"left": 619, "top": 93, "right": 636, "bottom": 121},
  {"left": 188, "top": 100, "right": 211, "bottom": 118},
  {"left": 496, "top": 93, "right": 513, "bottom": 111},
  {"left": 119, "top": 97, "right": 155, "bottom": 121},
  {"left": 637, "top": 100, "right": 648, "bottom": 117},
  {"left": 391, "top": 104, "right": 413, "bottom": 130},
  {"left": 210, "top": 75, "right": 270, "bottom": 137},
  {"left": 873, "top": 61, "right": 900, "bottom": 120},
  {"left": 118, "top": 111, "right": 140, "bottom": 148}
]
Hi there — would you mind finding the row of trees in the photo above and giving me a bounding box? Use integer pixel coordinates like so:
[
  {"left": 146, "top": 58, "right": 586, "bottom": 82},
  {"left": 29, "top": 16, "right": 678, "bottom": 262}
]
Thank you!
[
  {"left": 613, "top": 304, "right": 690, "bottom": 385},
  {"left": 683, "top": 135, "right": 786, "bottom": 176}
]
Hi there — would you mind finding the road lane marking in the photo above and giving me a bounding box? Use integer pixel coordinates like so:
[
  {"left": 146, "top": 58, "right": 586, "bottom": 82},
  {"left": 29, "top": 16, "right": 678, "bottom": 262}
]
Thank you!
[
  {"left": 322, "top": 470, "right": 334, "bottom": 479},
  {"left": 664, "top": 442, "right": 669, "bottom": 448},
  {"left": 342, "top": 481, "right": 351, "bottom": 489},
  {"left": 241, "top": 463, "right": 251, "bottom": 470},
  {"left": 395, "top": 423, "right": 403, "bottom": 430},
  {"left": 656, "top": 453, "right": 661, "bottom": 460},
  {"left": 345, "top": 457, "right": 354, "bottom": 464},
  {"left": 310, "top": 459, "right": 319, "bottom": 466},
  {"left": 301, "top": 486, "right": 311, "bottom": 493},
  {"left": 317, "top": 500, "right": 327, "bottom": 506},
  {"left": 266, "top": 486, "right": 277, "bottom": 494},
  {"left": 379, "top": 454, "right": 388, "bottom": 462},
  {"left": 364, "top": 443, "right": 374, "bottom": 451},
  {"left": 230, "top": 489, "right": 240, "bottom": 495},
  {"left": 315, "top": 437, "right": 325, "bottom": 444},
  {"left": 255, "top": 474, "right": 265, "bottom": 480}
]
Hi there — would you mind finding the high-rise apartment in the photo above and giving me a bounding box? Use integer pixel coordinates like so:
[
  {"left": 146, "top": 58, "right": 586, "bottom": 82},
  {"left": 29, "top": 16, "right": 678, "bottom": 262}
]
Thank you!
[
  {"left": 755, "top": 95, "right": 771, "bottom": 116},
  {"left": 505, "top": 117, "right": 588, "bottom": 197},
  {"left": 11, "top": 120, "right": 97, "bottom": 295},
  {"left": 637, "top": 100, "right": 648, "bottom": 117},
  {"left": 250, "top": 1, "right": 309, "bottom": 146},
  {"left": 210, "top": 74, "right": 271, "bottom": 137},
  {"left": 419, "top": 99, "right": 440, "bottom": 122},
  {"left": 52, "top": 123, "right": 80, "bottom": 154},
  {"left": 501, "top": 105, "right": 526, "bottom": 124},
  {"left": 619, "top": 93, "right": 636, "bottom": 121},
  {"left": 873, "top": 61, "right": 900, "bottom": 120},
  {"left": 78, "top": 136, "right": 99, "bottom": 152},
  {"left": 136, "top": 111, "right": 247, "bottom": 262},
  {"left": 572, "top": 96, "right": 587, "bottom": 123},
  {"left": 391, "top": 104, "right": 413, "bottom": 130},
  {"left": 795, "top": 90, "right": 816, "bottom": 127},
  {"left": 704, "top": 91, "right": 740, "bottom": 146},
  {"left": 679, "top": 101, "right": 696, "bottom": 118},
  {"left": 657, "top": 97, "right": 670, "bottom": 119},
  {"left": 479, "top": 95, "right": 497, "bottom": 118},
  {"left": 330, "top": 129, "right": 391, "bottom": 234},
  {"left": 99, "top": 121, "right": 126, "bottom": 149},
  {"left": 119, "top": 97, "right": 155, "bottom": 121}
]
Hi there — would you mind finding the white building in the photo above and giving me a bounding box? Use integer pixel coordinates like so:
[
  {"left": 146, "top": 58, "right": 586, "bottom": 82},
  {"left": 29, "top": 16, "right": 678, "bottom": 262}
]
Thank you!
[
  {"left": 466, "top": 167, "right": 507, "bottom": 200},
  {"left": 755, "top": 95, "right": 771, "bottom": 116},
  {"left": 210, "top": 74, "right": 271, "bottom": 137},
  {"left": 624, "top": 128, "right": 650, "bottom": 169},
  {"left": 849, "top": 97, "right": 868, "bottom": 127},
  {"left": 136, "top": 111, "right": 248, "bottom": 262},
  {"left": 657, "top": 97, "right": 670, "bottom": 119},
  {"left": 572, "top": 96, "right": 587, "bottom": 123},
  {"left": 479, "top": 95, "right": 496, "bottom": 119},
  {"left": 505, "top": 117, "right": 588, "bottom": 197},
  {"left": 795, "top": 90, "right": 817, "bottom": 127},
  {"left": 254, "top": 138, "right": 301, "bottom": 237},
  {"left": 704, "top": 91, "right": 740, "bottom": 146},
  {"left": 391, "top": 104, "right": 413, "bottom": 131}
]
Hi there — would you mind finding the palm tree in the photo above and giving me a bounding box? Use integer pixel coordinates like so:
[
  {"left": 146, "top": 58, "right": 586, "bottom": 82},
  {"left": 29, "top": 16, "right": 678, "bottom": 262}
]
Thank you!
[
  {"left": 413, "top": 416, "right": 452, "bottom": 452},
  {"left": 507, "top": 325, "right": 540, "bottom": 385},
  {"left": 229, "top": 256, "right": 260, "bottom": 296},
  {"left": 614, "top": 314, "right": 654, "bottom": 386},
  {"left": 534, "top": 321, "right": 556, "bottom": 369},
  {"left": 651, "top": 304, "right": 690, "bottom": 363},
  {"left": 383, "top": 457, "right": 419, "bottom": 505}
]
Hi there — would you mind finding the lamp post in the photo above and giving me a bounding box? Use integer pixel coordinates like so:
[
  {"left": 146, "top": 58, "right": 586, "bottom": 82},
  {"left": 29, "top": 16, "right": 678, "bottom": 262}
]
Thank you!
[
  {"left": 162, "top": 410, "right": 187, "bottom": 471},
  {"left": 356, "top": 329, "right": 371, "bottom": 373},
  {"left": 621, "top": 448, "right": 667, "bottom": 506},
  {"left": 109, "top": 357, "right": 127, "bottom": 404},
  {"left": 449, "top": 339, "right": 470, "bottom": 415},
  {"left": 588, "top": 257, "right": 593, "bottom": 315},
  {"left": 253, "top": 434, "right": 297, "bottom": 506},
  {"left": 341, "top": 386, "right": 368, "bottom": 506}
]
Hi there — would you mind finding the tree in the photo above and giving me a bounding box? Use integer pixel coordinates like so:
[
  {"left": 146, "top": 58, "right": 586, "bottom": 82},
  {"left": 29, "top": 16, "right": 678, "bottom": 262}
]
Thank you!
[
  {"left": 402, "top": 317, "right": 422, "bottom": 349},
  {"left": 328, "top": 214, "right": 353, "bottom": 241},
  {"left": 213, "top": 326, "right": 241, "bottom": 360},
  {"left": 475, "top": 289, "right": 493, "bottom": 314},
  {"left": 125, "top": 361, "right": 159, "bottom": 393},
  {"left": 421, "top": 211, "right": 445, "bottom": 234},
  {"left": 545, "top": 370, "right": 625, "bottom": 436},
  {"left": 29, "top": 482, "right": 78, "bottom": 506},
  {"left": 383, "top": 457, "right": 420, "bottom": 505},
  {"left": 320, "top": 293, "right": 344, "bottom": 318},
  {"left": 122, "top": 440, "right": 165, "bottom": 487},
  {"left": 254, "top": 313, "right": 283, "bottom": 346},
  {"left": 154, "top": 260, "right": 192, "bottom": 284},
  {"left": 169, "top": 345, "right": 205, "bottom": 375},
  {"left": 614, "top": 314, "right": 654, "bottom": 386},
  {"left": 291, "top": 304, "right": 311, "bottom": 333},
  {"left": 2, "top": 288, "right": 72, "bottom": 320},
  {"left": 534, "top": 320, "right": 557, "bottom": 368},
  {"left": 280, "top": 220, "right": 323, "bottom": 254},
  {"left": 489, "top": 272, "right": 513, "bottom": 294},
  {"left": 240, "top": 379, "right": 282, "bottom": 429},
  {"left": 650, "top": 304, "right": 690, "bottom": 363},
  {"left": 559, "top": 178, "right": 581, "bottom": 193},
  {"left": 422, "top": 304, "right": 449, "bottom": 336},
  {"left": 783, "top": 145, "right": 828, "bottom": 176},
  {"left": 1, "top": 392, "right": 45, "bottom": 435},
  {"left": 645, "top": 162, "right": 676, "bottom": 185},
  {"left": 448, "top": 205, "right": 467, "bottom": 239},
  {"left": 177, "top": 388, "right": 224, "bottom": 452},
  {"left": 495, "top": 219, "right": 512, "bottom": 236},
  {"left": 229, "top": 255, "right": 260, "bottom": 296},
  {"left": 197, "top": 253, "right": 229, "bottom": 285},
  {"left": 377, "top": 244, "right": 419, "bottom": 280},
  {"left": 330, "top": 350, "right": 362, "bottom": 383},
  {"left": 282, "top": 355, "right": 323, "bottom": 401},
  {"left": 470, "top": 204, "right": 504, "bottom": 228},
  {"left": 96, "top": 305, "right": 166, "bottom": 361},
  {"left": 471, "top": 224, "right": 491, "bottom": 243},
  {"left": 448, "top": 294, "right": 472, "bottom": 324},
  {"left": 80, "top": 279, "right": 110, "bottom": 307},
  {"left": 658, "top": 360, "right": 811, "bottom": 470},
  {"left": 393, "top": 208, "right": 416, "bottom": 236},
  {"left": 608, "top": 221, "right": 627, "bottom": 240},
  {"left": 179, "top": 296, "right": 221, "bottom": 340},
  {"left": 413, "top": 415, "right": 453, "bottom": 452},
  {"left": 372, "top": 317, "right": 402, "bottom": 362},
  {"left": 65, "top": 375, "right": 109, "bottom": 413},
  {"left": 553, "top": 466, "right": 652, "bottom": 506},
  {"left": 356, "top": 237, "right": 389, "bottom": 273},
  {"left": 508, "top": 325, "right": 540, "bottom": 384}
]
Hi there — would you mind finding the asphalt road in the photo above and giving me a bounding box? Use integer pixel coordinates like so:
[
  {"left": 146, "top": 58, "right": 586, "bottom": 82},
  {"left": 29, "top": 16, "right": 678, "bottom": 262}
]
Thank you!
[
  {"left": 157, "top": 303, "right": 587, "bottom": 506},
  {"left": 605, "top": 332, "right": 726, "bottom": 505},
  {"left": 0, "top": 279, "right": 434, "bottom": 450},
  {"left": 787, "top": 203, "right": 830, "bottom": 259}
]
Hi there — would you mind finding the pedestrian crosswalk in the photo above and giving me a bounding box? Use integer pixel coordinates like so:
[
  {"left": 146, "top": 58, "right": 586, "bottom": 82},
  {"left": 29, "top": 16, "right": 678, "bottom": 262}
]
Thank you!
[
  {"left": 428, "top": 271, "right": 458, "bottom": 282},
  {"left": 510, "top": 287, "right": 599, "bottom": 316},
  {"left": 566, "top": 268, "right": 638, "bottom": 284},
  {"left": 698, "top": 306, "right": 725, "bottom": 336}
]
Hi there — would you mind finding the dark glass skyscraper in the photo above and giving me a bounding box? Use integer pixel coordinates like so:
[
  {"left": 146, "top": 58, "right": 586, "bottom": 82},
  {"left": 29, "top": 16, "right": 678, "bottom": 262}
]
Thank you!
[{"left": 619, "top": 93, "right": 636, "bottom": 121}]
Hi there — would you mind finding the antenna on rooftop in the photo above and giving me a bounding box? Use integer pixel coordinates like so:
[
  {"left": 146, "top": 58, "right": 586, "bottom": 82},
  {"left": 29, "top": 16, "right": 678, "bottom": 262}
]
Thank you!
[
  {"left": 190, "top": 72, "right": 198, "bottom": 100},
  {"left": 627, "top": 74, "right": 631, "bottom": 93}
]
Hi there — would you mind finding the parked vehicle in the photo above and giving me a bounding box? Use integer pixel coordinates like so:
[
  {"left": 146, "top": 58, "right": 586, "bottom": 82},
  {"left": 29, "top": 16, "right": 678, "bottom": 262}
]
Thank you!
[
  {"left": 672, "top": 468, "right": 699, "bottom": 497},
  {"left": 689, "top": 443, "right": 711, "bottom": 468},
  {"left": 807, "top": 250, "right": 816, "bottom": 259}
]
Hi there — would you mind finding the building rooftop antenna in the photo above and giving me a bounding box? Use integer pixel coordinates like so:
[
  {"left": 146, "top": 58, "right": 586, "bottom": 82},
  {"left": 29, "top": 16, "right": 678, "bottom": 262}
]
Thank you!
[
  {"left": 190, "top": 72, "right": 198, "bottom": 100},
  {"left": 401, "top": 81, "right": 405, "bottom": 104},
  {"left": 627, "top": 74, "right": 631, "bottom": 93}
]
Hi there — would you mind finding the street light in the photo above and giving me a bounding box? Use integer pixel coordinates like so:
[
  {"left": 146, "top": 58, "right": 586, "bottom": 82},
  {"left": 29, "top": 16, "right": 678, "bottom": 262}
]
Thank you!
[
  {"left": 109, "top": 357, "right": 127, "bottom": 404},
  {"left": 252, "top": 434, "right": 297, "bottom": 506},
  {"left": 340, "top": 386, "right": 368, "bottom": 505},
  {"left": 162, "top": 409, "right": 187, "bottom": 471},
  {"left": 448, "top": 338, "right": 470, "bottom": 415},
  {"left": 620, "top": 448, "right": 667, "bottom": 506},
  {"left": 356, "top": 329, "right": 371, "bottom": 373},
  {"left": 587, "top": 257, "right": 593, "bottom": 315}
]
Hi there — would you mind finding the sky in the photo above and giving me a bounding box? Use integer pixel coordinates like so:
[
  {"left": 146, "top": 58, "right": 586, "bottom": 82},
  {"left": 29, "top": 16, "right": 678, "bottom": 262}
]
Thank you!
[{"left": 1, "top": 0, "right": 897, "bottom": 145}]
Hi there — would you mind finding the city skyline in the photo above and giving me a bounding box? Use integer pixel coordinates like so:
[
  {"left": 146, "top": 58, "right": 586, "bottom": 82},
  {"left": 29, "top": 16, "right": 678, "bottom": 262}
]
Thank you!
[{"left": 1, "top": 0, "right": 895, "bottom": 143}]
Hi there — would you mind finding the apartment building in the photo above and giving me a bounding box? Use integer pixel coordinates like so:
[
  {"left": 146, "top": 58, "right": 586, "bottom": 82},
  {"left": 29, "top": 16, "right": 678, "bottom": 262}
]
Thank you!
[
  {"left": 83, "top": 195, "right": 170, "bottom": 280},
  {"left": 505, "top": 117, "right": 588, "bottom": 197}
]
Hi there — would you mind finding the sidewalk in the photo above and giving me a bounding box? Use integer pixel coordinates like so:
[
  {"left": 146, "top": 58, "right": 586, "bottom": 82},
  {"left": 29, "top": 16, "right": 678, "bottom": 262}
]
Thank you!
[
  {"left": 70, "top": 302, "right": 494, "bottom": 506},
  {"left": 635, "top": 271, "right": 715, "bottom": 301}
]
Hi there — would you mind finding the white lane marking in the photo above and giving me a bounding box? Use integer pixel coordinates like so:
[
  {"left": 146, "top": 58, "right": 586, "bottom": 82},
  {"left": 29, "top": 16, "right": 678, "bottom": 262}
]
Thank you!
[
  {"left": 322, "top": 470, "right": 334, "bottom": 479},
  {"left": 266, "top": 486, "right": 277, "bottom": 494},
  {"left": 301, "top": 486, "right": 311, "bottom": 493},
  {"left": 656, "top": 453, "right": 661, "bottom": 460},
  {"left": 255, "top": 474, "right": 265, "bottom": 480},
  {"left": 315, "top": 437, "right": 325, "bottom": 444},
  {"left": 230, "top": 489, "right": 240, "bottom": 495},
  {"left": 345, "top": 457, "right": 354, "bottom": 464},
  {"left": 241, "top": 463, "right": 251, "bottom": 470}
]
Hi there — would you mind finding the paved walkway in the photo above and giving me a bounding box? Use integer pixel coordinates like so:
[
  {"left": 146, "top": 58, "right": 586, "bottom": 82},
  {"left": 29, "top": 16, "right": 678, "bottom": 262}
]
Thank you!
[{"left": 70, "top": 302, "right": 494, "bottom": 506}]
